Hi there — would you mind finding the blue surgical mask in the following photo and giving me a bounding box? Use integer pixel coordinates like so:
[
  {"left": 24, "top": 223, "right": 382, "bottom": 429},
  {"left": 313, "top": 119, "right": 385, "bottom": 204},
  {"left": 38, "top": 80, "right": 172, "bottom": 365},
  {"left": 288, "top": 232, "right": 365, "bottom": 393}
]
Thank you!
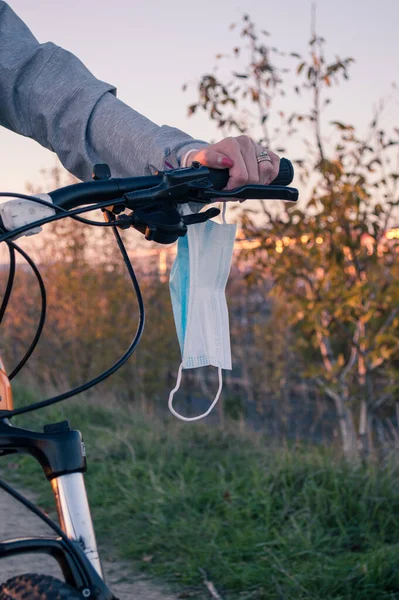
[{"left": 168, "top": 209, "right": 237, "bottom": 421}]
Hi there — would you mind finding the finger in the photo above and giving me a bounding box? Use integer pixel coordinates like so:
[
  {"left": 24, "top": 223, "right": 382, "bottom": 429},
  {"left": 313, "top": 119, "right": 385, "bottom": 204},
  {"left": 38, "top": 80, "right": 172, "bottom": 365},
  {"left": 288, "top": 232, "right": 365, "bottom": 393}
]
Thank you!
[
  {"left": 236, "top": 136, "right": 259, "bottom": 184},
  {"left": 195, "top": 140, "right": 248, "bottom": 190},
  {"left": 258, "top": 159, "right": 275, "bottom": 185},
  {"left": 217, "top": 138, "right": 248, "bottom": 190},
  {"left": 256, "top": 148, "right": 280, "bottom": 185},
  {"left": 188, "top": 148, "right": 234, "bottom": 170},
  {"left": 188, "top": 147, "right": 237, "bottom": 201},
  {"left": 267, "top": 150, "right": 280, "bottom": 184}
]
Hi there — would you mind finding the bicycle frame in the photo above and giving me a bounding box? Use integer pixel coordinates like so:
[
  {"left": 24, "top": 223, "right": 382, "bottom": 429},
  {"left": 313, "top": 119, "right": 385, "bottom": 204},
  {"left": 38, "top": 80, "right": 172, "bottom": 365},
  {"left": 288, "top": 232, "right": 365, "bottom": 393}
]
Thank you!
[
  {"left": 0, "top": 356, "right": 13, "bottom": 412},
  {"left": 0, "top": 360, "right": 115, "bottom": 599}
]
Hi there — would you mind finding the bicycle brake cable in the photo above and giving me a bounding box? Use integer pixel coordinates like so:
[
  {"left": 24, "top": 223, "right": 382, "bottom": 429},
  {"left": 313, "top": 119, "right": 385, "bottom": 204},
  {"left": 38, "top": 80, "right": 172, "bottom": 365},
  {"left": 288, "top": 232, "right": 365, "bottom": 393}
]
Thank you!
[
  {"left": 3, "top": 240, "right": 47, "bottom": 380},
  {"left": 0, "top": 196, "right": 129, "bottom": 245},
  {"left": 0, "top": 243, "right": 16, "bottom": 324},
  {"left": 0, "top": 192, "right": 120, "bottom": 231},
  {"left": 1, "top": 212, "right": 145, "bottom": 418}
]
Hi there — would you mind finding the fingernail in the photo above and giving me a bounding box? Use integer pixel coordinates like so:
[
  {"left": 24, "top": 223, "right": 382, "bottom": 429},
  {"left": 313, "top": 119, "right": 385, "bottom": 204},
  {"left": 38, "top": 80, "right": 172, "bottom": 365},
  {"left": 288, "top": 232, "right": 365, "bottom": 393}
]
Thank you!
[{"left": 219, "top": 156, "right": 234, "bottom": 168}]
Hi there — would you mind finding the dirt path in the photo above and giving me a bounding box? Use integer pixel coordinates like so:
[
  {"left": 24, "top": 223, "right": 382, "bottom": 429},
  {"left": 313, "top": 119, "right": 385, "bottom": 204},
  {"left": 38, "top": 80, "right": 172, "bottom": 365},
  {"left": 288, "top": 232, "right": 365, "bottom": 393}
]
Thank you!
[{"left": 0, "top": 486, "right": 177, "bottom": 600}]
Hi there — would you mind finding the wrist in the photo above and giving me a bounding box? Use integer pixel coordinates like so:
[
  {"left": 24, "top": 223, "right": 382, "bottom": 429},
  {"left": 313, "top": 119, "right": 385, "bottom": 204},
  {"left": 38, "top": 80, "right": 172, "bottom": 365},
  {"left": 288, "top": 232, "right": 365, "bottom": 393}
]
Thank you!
[
  {"left": 180, "top": 149, "right": 199, "bottom": 168},
  {"left": 175, "top": 141, "right": 208, "bottom": 169}
]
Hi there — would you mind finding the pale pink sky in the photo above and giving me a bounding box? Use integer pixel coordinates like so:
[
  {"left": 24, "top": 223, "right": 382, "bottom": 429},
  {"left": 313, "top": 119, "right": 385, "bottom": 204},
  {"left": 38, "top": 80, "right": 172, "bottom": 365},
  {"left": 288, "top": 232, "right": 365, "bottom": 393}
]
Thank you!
[{"left": 1, "top": 0, "right": 398, "bottom": 194}]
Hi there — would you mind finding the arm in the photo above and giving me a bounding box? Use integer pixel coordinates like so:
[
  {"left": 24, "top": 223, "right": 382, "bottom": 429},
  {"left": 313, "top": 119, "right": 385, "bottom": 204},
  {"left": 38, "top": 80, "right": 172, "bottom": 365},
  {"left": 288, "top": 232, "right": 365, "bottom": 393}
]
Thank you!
[{"left": 0, "top": 2, "right": 207, "bottom": 180}]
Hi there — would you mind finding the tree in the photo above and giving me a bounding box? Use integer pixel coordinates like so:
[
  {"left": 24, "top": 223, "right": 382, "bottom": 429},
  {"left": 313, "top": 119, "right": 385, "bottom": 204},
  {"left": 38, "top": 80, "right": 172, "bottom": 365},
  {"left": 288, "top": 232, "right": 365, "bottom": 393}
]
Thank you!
[{"left": 186, "top": 14, "right": 399, "bottom": 458}]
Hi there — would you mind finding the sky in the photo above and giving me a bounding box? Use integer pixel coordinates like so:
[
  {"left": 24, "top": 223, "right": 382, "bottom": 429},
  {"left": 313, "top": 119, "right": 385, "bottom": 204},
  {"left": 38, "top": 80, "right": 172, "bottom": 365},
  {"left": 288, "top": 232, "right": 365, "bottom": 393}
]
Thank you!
[{"left": 1, "top": 0, "right": 398, "bottom": 194}]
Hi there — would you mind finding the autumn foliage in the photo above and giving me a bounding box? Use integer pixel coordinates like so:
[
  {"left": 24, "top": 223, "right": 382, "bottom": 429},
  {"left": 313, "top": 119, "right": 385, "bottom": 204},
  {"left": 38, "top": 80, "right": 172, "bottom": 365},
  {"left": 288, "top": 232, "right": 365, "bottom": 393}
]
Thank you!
[{"left": 0, "top": 16, "right": 398, "bottom": 461}]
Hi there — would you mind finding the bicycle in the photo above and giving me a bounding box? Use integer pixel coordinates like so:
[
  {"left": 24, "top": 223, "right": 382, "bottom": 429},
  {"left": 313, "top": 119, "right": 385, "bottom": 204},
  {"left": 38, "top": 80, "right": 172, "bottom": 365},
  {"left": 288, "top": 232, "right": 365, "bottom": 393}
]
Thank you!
[{"left": 0, "top": 159, "right": 298, "bottom": 599}]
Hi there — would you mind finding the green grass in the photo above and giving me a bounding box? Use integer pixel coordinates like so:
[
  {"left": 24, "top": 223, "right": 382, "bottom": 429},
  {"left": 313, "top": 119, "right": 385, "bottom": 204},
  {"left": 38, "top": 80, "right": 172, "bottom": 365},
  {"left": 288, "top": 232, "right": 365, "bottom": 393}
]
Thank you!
[{"left": 2, "top": 385, "right": 399, "bottom": 600}]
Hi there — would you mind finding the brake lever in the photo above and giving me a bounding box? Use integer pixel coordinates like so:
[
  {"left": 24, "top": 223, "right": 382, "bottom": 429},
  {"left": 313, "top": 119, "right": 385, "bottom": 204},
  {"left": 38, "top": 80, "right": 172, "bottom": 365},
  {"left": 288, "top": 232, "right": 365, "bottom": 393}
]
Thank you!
[
  {"left": 195, "top": 184, "right": 299, "bottom": 203},
  {"left": 182, "top": 207, "right": 220, "bottom": 226}
]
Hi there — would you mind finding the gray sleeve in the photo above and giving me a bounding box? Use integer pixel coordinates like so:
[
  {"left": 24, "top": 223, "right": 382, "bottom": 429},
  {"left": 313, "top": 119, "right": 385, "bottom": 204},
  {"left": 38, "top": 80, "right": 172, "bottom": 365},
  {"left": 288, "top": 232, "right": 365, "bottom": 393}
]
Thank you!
[{"left": 0, "top": 1, "right": 208, "bottom": 181}]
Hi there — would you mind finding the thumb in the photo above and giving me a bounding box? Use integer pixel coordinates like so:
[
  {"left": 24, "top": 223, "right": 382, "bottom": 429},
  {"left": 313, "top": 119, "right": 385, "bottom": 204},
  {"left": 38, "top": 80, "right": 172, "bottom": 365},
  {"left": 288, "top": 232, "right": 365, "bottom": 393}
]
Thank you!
[{"left": 190, "top": 149, "right": 234, "bottom": 170}]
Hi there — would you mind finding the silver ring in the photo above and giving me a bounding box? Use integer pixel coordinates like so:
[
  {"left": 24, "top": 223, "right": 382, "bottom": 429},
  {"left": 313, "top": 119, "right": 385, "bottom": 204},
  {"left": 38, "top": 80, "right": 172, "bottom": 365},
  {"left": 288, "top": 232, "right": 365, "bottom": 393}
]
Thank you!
[{"left": 257, "top": 150, "right": 272, "bottom": 164}]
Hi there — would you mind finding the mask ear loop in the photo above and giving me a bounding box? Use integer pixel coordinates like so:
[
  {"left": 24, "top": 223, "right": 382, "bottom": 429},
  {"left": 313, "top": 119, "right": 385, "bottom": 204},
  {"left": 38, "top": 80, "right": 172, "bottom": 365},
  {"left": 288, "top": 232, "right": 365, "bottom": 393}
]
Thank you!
[{"left": 168, "top": 363, "right": 223, "bottom": 422}]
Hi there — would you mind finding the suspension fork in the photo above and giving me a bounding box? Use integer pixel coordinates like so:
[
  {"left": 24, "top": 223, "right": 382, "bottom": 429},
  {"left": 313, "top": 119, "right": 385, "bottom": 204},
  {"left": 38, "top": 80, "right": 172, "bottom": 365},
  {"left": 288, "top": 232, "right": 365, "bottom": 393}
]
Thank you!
[
  {"left": 0, "top": 418, "right": 103, "bottom": 578},
  {"left": 51, "top": 472, "right": 103, "bottom": 577}
]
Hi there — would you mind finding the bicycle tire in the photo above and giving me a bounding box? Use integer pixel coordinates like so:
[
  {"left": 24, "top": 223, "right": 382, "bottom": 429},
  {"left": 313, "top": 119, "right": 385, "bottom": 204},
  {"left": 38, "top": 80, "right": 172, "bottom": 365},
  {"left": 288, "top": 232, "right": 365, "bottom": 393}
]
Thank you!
[{"left": 0, "top": 573, "right": 83, "bottom": 599}]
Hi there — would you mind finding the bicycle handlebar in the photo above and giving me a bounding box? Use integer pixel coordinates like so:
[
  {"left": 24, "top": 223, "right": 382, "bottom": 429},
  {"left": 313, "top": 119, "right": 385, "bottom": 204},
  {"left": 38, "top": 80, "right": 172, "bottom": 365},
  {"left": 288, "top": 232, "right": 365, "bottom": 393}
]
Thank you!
[
  {"left": 207, "top": 157, "right": 294, "bottom": 190},
  {"left": 49, "top": 158, "right": 296, "bottom": 211},
  {"left": 46, "top": 158, "right": 298, "bottom": 244},
  {"left": 0, "top": 158, "right": 298, "bottom": 245}
]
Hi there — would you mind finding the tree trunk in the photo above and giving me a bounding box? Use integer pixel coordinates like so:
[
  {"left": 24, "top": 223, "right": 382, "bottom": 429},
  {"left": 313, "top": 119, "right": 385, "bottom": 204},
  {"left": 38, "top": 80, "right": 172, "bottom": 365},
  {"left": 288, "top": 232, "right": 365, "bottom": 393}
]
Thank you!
[
  {"left": 358, "top": 398, "right": 369, "bottom": 460},
  {"left": 318, "top": 379, "right": 358, "bottom": 461},
  {"left": 334, "top": 394, "right": 358, "bottom": 461},
  {"left": 367, "top": 414, "right": 375, "bottom": 459}
]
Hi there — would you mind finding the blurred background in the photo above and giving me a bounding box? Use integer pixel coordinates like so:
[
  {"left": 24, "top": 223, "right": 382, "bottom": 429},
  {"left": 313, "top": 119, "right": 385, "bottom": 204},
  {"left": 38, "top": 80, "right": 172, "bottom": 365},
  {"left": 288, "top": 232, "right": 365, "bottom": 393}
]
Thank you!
[
  {"left": 1, "top": 0, "right": 397, "bottom": 457},
  {"left": 1, "top": 2, "right": 399, "bottom": 598}
]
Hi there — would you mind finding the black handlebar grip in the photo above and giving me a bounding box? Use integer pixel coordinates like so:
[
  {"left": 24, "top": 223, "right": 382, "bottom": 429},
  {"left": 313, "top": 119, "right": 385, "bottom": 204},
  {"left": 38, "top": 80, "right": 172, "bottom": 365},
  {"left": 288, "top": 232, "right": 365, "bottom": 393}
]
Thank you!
[
  {"left": 208, "top": 157, "right": 294, "bottom": 191},
  {"left": 272, "top": 157, "right": 294, "bottom": 186}
]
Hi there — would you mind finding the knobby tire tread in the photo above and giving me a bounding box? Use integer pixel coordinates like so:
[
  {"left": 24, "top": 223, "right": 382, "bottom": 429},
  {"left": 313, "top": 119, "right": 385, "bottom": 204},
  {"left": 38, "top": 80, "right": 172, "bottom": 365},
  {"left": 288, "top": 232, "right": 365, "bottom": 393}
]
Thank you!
[{"left": 0, "top": 573, "right": 83, "bottom": 599}]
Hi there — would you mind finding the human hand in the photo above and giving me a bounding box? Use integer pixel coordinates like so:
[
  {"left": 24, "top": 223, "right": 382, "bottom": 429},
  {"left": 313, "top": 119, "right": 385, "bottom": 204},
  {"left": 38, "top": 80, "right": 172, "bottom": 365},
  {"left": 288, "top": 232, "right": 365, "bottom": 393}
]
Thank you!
[{"left": 184, "top": 136, "right": 280, "bottom": 190}]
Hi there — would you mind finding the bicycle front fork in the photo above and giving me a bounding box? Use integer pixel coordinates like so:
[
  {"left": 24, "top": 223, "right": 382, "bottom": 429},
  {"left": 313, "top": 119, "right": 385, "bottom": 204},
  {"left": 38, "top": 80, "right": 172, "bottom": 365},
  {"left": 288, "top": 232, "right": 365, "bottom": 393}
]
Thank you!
[
  {"left": 0, "top": 418, "right": 103, "bottom": 578},
  {"left": 51, "top": 472, "right": 103, "bottom": 577}
]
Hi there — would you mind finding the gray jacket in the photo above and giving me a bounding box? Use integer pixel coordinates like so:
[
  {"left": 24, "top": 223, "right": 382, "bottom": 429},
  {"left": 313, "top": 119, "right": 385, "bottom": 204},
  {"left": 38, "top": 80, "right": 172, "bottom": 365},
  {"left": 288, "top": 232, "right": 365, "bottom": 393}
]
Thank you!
[{"left": 0, "top": 2, "right": 207, "bottom": 181}]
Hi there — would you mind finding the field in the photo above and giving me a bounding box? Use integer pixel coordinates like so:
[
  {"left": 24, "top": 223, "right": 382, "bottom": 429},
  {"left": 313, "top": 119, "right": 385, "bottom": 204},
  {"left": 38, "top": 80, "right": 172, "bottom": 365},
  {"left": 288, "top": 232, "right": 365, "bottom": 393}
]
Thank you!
[{"left": 2, "top": 385, "right": 398, "bottom": 600}]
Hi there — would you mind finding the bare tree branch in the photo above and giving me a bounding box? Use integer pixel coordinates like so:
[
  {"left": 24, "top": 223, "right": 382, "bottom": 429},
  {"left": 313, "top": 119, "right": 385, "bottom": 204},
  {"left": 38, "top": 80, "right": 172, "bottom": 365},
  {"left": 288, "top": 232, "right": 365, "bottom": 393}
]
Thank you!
[{"left": 199, "top": 569, "right": 225, "bottom": 600}]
